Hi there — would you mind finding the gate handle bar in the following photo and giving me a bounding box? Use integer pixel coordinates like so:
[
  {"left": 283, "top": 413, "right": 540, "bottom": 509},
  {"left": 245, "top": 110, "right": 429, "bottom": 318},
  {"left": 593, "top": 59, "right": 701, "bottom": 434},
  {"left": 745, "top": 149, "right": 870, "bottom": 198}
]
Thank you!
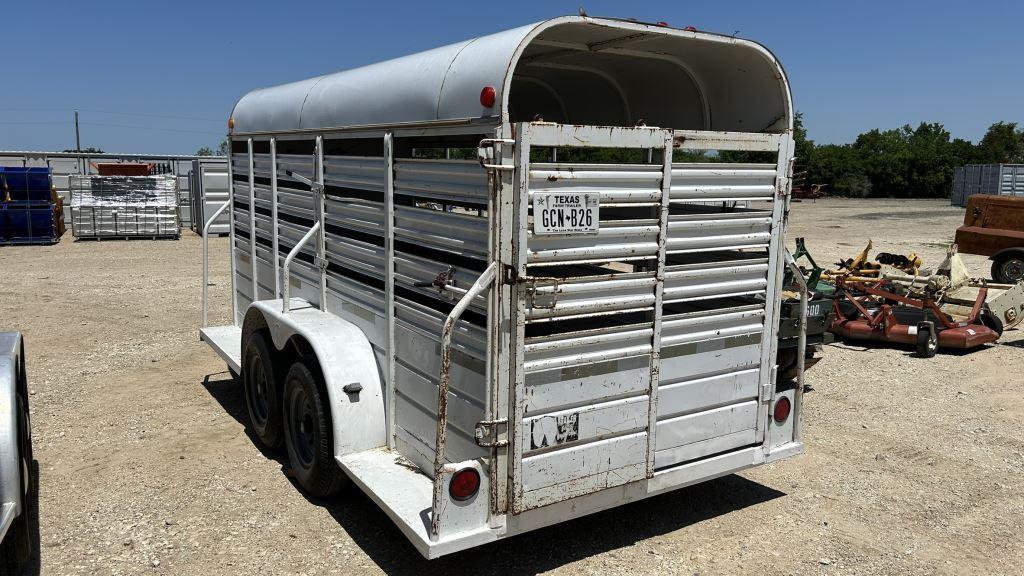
[
  {"left": 478, "top": 138, "right": 515, "bottom": 171},
  {"left": 201, "top": 200, "right": 231, "bottom": 328},
  {"left": 281, "top": 222, "right": 322, "bottom": 314},
  {"left": 784, "top": 251, "right": 808, "bottom": 444},
  {"left": 430, "top": 261, "right": 498, "bottom": 540}
]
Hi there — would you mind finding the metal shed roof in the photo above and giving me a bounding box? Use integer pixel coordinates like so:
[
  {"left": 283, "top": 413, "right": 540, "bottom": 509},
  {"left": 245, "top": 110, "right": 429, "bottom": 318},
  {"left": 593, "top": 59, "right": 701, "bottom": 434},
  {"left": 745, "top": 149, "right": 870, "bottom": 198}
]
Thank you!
[{"left": 230, "top": 16, "right": 792, "bottom": 135}]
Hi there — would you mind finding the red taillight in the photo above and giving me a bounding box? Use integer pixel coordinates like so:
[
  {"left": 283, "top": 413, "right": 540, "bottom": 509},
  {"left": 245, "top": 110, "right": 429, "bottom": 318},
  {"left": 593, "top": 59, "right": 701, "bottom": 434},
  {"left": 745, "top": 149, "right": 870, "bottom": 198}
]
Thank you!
[
  {"left": 684, "top": 26, "right": 697, "bottom": 32},
  {"left": 656, "top": 21, "right": 669, "bottom": 27},
  {"left": 449, "top": 468, "right": 480, "bottom": 501},
  {"left": 773, "top": 396, "right": 792, "bottom": 423},
  {"left": 480, "top": 86, "right": 496, "bottom": 108}
]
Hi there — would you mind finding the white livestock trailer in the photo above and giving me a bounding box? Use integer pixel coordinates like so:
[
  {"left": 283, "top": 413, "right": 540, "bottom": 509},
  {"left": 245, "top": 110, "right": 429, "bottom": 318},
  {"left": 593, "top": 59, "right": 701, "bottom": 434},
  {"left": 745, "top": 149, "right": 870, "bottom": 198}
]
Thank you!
[{"left": 200, "top": 15, "right": 805, "bottom": 558}]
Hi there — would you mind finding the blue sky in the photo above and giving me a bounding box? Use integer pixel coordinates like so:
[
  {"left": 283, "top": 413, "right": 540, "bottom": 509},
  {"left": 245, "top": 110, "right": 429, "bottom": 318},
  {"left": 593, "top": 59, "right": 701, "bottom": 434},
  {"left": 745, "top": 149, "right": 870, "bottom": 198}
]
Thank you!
[{"left": 1, "top": 0, "right": 1020, "bottom": 154}]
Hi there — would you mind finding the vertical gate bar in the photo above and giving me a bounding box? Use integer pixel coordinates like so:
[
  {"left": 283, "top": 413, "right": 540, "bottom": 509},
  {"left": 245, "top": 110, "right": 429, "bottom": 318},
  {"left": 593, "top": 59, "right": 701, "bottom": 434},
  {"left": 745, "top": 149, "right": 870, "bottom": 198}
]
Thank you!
[
  {"left": 247, "top": 138, "right": 257, "bottom": 301},
  {"left": 270, "top": 138, "right": 280, "bottom": 298},
  {"left": 383, "top": 133, "right": 396, "bottom": 450},
  {"left": 485, "top": 134, "right": 513, "bottom": 520},
  {"left": 646, "top": 131, "right": 673, "bottom": 478},
  {"left": 756, "top": 134, "right": 795, "bottom": 447},
  {"left": 508, "top": 122, "right": 531, "bottom": 513},
  {"left": 315, "top": 135, "right": 327, "bottom": 309},
  {"left": 227, "top": 140, "right": 239, "bottom": 326}
]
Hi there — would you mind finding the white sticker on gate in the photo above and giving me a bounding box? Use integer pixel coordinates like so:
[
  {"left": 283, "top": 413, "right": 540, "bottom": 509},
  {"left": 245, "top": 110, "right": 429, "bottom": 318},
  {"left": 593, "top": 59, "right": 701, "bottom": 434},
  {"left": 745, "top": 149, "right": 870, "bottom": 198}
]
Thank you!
[{"left": 533, "top": 192, "right": 599, "bottom": 235}]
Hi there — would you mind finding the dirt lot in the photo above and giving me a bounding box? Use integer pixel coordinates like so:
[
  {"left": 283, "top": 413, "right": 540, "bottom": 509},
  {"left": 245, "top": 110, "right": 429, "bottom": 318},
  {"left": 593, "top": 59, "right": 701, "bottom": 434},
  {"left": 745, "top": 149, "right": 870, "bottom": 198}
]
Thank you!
[{"left": 1, "top": 198, "right": 1022, "bottom": 575}]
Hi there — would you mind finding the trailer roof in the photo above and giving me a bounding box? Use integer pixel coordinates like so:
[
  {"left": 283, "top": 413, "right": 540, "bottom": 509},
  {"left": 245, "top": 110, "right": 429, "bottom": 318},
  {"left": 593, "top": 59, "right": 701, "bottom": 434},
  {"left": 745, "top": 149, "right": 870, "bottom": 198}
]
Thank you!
[{"left": 230, "top": 16, "right": 792, "bottom": 136}]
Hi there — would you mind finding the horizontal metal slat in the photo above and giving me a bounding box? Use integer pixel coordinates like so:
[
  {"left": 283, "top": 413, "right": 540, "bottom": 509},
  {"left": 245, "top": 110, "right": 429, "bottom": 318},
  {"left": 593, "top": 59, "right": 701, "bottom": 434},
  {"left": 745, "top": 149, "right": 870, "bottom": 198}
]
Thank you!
[{"left": 394, "top": 158, "right": 488, "bottom": 204}]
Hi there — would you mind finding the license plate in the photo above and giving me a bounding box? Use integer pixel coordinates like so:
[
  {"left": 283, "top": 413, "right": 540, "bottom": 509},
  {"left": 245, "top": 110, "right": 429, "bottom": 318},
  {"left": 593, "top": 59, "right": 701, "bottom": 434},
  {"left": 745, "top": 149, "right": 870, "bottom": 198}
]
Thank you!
[{"left": 532, "top": 192, "right": 599, "bottom": 235}]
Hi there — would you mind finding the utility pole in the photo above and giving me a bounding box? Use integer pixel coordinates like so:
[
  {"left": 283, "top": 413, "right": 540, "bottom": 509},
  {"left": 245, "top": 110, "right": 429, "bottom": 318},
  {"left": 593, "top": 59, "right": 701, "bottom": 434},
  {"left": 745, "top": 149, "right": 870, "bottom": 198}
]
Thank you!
[{"left": 74, "top": 110, "right": 82, "bottom": 173}]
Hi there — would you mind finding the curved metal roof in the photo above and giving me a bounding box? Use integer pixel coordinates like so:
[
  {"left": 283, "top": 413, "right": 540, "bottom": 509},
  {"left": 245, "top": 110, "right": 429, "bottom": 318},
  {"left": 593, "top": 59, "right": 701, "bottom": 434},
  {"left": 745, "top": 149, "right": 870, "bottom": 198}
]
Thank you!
[{"left": 230, "top": 16, "right": 792, "bottom": 135}]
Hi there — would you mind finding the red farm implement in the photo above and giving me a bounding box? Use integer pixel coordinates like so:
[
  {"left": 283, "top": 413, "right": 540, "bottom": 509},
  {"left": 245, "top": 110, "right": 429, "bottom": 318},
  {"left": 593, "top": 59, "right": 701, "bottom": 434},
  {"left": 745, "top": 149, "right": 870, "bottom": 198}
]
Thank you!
[{"left": 829, "top": 277, "right": 1000, "bottom": 357}]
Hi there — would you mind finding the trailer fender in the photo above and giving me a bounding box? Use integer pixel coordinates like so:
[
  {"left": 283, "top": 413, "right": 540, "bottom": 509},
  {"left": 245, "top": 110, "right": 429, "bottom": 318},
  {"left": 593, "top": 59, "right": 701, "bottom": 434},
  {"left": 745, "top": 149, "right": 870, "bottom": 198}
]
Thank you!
[
  {"left": 988, "top": 247, "right": 1024, "bottom": 262},
  {"left": 0, "top": 332, "right": 25, "bottom": 540},
  {"left": 248, "top": 301, "right": 386, "bottom": 458}
]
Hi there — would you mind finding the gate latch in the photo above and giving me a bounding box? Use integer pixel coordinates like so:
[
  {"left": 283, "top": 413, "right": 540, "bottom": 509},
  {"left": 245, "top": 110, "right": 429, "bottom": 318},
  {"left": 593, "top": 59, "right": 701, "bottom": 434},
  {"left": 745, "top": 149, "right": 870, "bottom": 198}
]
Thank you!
[
  {"left": 475, "top": 419, "right": 509, "bottom": 448},
  {"left": 477, "top": 138, "right": 515, "bottom": 171},
  {"left": 524, "top": 276, "right": 559, "bottom": 309}
]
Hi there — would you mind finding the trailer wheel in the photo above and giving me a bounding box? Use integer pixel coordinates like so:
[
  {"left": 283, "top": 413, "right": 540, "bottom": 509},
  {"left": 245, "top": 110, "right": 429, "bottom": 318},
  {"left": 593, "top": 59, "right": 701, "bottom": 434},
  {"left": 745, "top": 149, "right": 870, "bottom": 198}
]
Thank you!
[
  {"left": 243, "top": 332, "right": 282, "bottom": 449},
  {"left": 992, "top": 254, "right": 1024, "bottom": 284},
  {"left": 915, "top": 321, "right": 937, "bottom": 358},
  {"left": 282, "top": 360, "right": 347, "bottom": 497},
  {"left": 0, "top": 394, "right": 37, "bottom": 575}
]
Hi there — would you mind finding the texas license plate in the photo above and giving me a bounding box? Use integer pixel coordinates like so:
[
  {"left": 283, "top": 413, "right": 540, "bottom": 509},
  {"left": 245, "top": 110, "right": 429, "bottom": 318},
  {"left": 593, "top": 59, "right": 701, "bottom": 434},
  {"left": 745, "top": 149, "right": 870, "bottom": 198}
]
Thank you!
[{"left": 532, "top": 192, "right": 599, "bottom": 235}]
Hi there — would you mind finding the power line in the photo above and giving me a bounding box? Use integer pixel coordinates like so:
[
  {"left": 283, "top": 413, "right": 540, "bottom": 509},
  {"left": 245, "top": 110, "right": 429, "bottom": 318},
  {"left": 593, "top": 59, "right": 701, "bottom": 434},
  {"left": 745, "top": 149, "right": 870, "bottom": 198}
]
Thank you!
[
  {"left": 79, "top": 122, "right": 224, "bottom": 135},
  {"left": 0, "top": 107, "right": 224, "bottom": 123},
  {"left": 0, "top": 121, "right": 69, "bottom": 125},
  {"left": 0, "top": 119, "right": 224, "bottom": 135}
]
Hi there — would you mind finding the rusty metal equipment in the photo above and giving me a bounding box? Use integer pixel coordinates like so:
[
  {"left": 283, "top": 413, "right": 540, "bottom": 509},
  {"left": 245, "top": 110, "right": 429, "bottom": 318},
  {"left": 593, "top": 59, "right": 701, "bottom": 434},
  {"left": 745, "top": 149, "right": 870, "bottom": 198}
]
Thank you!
[
  {"left": 829, "top": 276, "right": 1000, "bottom": 357},
  {"left": 955, "top": 194, "right": 1024, "bottom": 283}
]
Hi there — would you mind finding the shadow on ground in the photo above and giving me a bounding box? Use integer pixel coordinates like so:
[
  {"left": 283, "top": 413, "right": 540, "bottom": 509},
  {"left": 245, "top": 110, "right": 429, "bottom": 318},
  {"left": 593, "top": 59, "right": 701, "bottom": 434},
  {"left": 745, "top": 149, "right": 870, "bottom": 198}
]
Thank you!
[{"left": 203, "top": 371, "right": 786, "bottom": 575}]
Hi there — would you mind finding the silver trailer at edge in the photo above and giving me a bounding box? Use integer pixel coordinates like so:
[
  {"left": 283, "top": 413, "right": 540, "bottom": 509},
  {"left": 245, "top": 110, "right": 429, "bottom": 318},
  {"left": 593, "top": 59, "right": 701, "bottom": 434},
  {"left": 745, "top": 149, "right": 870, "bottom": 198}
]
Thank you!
[
  {"left": 200, "top": 15, "right": 807, "bottom": 559},
  {"left": 0, "top": 332, "right": 36, "bottom": 573}
]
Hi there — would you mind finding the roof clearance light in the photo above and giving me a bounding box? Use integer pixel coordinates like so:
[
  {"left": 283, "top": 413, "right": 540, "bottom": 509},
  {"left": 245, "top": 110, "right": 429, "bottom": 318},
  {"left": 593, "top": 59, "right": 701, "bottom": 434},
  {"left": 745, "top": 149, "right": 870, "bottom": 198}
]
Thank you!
[
  {"left": 684, "top": 26, "right": 697, "bottom": 32},
  {"left": 656, "top": 21, "right": 669, "bottom": 27},
  {"left": 449, "top": 467, "right": 481, "bottom": 501},
  {"left": 227, "top": 117, "right": 234, "bottom": 131},
  {"left": 480, "top": 86, "right": 496, "bottom": 108}
]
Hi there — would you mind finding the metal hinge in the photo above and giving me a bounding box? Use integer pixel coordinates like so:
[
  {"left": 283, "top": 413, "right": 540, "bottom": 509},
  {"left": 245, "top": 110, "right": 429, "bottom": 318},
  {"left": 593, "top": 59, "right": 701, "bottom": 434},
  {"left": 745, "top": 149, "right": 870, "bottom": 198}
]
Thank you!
[
  {"left": 502, "top": 264, "right": 518, "bottom": 285},
  {"left": 475, "top": 419, "right": 509, "bottom": 448},
  {"left": 313, "top": 256, "right": 329, "bottom": 271}
]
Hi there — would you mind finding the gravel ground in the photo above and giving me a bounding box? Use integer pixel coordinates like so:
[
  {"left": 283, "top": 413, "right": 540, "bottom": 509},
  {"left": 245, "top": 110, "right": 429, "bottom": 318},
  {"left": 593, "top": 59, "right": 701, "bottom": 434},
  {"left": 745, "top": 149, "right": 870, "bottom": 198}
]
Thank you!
[{"left": 1, "top": 198, "right": 1021, "bottom": 575}]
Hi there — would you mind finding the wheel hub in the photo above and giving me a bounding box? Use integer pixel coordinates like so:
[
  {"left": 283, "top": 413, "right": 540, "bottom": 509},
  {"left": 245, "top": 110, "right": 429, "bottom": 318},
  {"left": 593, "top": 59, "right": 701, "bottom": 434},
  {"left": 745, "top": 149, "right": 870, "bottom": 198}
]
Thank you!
[
  {"left": 289, "top": 389, "right": 316, "bottom": 468},
  {"left": 1004, "top": 259, "right": 1024, "bottom": 282}
]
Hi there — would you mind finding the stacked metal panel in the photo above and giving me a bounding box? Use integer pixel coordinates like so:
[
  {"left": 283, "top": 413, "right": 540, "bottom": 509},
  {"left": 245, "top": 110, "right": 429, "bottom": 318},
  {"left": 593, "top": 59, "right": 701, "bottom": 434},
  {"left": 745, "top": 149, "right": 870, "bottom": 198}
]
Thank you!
[
  {"left": 69, "top": 174, "right": 180, "bottom": 239},
  {"left": 0, "top": 167, "right": 64, "bottom": 245}
]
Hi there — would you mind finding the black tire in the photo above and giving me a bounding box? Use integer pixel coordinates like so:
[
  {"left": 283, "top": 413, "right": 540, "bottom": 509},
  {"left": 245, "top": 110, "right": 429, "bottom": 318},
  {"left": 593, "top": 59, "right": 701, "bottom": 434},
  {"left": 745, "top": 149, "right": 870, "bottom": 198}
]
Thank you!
[
  {"left": 0, "top": 394, "right": 37, "bottom": 575},
  {"left": 243, "top": 332, "right": 283, "bottom": 449},
  {"left": 282, "top": 360, "right": 347, "bottom": 497},
  {"left": 916, "top": 321, "right": 938, "bottom": 358},
  {"left": 992, "top": 255, "right": 1024, "bottom": 284},
  {"left": 978, "top": 307, "right": 1004, "bottom": 338}
]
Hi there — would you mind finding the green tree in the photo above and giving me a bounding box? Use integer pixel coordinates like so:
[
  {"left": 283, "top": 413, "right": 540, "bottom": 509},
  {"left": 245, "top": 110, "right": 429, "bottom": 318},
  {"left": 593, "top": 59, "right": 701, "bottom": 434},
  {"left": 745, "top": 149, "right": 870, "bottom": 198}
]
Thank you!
[
  {"left": 195, "top": 146, "right": 215, "bottom": 156},
  {"left": 806, "top": 144, "right": 866, "bottom": 197},
  {"left": 217, "top": 137, "right": 230, "bottom": 156},
  {"left": 976, "top": 121, "right": 1024, "bottom": 163}
]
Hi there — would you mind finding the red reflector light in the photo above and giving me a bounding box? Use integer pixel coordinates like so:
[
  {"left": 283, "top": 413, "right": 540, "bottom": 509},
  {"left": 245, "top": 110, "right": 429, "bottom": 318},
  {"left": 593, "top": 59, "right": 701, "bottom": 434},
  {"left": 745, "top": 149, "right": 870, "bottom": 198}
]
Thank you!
[
  {"left": 773, "top": 396, "right": 792, "bottom": 423},
  {"left": 684, "top": 26, "right": 697, "bottom": 32},
  {"left": 480, "top": 86, "right": 496, "bottom": 108},
  {"left": 656, "top": 21, "right": 669, "bottom": 27},
  {"left": 449, "top": 468, "right": 480, "bottom": 501}
]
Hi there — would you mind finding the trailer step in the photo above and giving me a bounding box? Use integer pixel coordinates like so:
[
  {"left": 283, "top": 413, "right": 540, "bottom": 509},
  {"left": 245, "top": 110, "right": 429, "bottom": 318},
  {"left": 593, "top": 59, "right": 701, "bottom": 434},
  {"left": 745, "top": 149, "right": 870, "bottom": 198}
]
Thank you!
[
  {"left": 338, "top": 449, "right": 496, "bottom": 558},
  {"left": 200, "top": 325, "right": 242, "bottom": 374}
]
